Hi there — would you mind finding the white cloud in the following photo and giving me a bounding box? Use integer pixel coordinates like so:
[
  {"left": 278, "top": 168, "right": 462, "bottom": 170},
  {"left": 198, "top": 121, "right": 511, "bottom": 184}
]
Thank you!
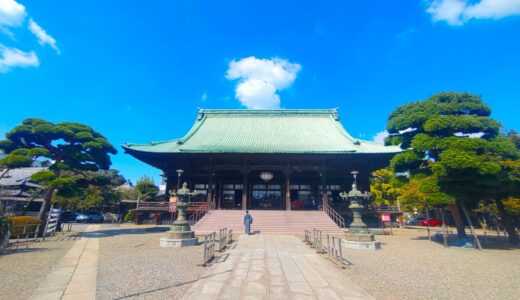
[
  {"left": 426, "top": 0, "right": 520, "bottom": 25},
  {"left": 373, "top": 130, "right": 389, "bottom": 144},
  {"left": 0, "top": 45, "right": 39, "bottom": 73},
  {"left": 226, "top": 56, "right": 301, "bottom": 109},
  {"left": 0, "top": 0, "right": 26, "bottom": 28},
  {"left": 201, "top": 92, "right": 207, "bottom": 101},
  {"left": 465, "top": 0, "right": 520, "bottom": 19},
  {"left": 28, "top": 18, "right": 60, "bottom": 54}
]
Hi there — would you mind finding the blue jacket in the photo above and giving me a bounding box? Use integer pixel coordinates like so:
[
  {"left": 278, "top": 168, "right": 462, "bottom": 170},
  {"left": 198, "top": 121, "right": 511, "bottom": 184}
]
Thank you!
[{"left": 244, "top": 214, "right": 253, "bottom": 225}]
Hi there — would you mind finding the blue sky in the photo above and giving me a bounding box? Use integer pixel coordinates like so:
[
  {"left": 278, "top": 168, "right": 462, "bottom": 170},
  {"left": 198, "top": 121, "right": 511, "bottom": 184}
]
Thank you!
[{"left": 1, "top": 0, "right": 520, "bottom": 184}]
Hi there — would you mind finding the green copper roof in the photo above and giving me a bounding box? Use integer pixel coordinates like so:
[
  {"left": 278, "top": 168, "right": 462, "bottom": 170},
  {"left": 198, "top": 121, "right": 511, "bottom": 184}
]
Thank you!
[{"left": 122, "top": 109, "right": 401, "bottom": 154}]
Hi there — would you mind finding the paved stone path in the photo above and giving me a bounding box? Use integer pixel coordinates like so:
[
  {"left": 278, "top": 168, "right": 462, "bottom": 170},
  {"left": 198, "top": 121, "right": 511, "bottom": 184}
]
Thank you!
[
  {"left": 183, "top": 234, "right": 372, "bottom": 300},
  {"left": 30, "top": 225, "right": 100, "bottom": 300}
]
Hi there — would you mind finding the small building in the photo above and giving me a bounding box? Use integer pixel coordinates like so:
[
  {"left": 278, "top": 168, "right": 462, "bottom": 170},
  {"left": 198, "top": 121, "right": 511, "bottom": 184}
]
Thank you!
[
  {"left": 0, "top": 167, "right": 45, "bottom": 214},
  {"left": 122, "top": 109, "right": 401, "bottom": 211}
]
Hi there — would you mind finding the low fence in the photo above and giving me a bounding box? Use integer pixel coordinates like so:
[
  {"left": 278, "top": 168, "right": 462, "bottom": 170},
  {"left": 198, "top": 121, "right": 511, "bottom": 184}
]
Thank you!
[
  {"left": 202, "top": 232, "right": 216, "bottom": 266},
  {"left": 202, "top": 227, "right": 234, "bottom": 266},
  {"left": 10, "top": 223, "right": 41, "bottom": 243},
  {"left": 305, "top": 228, "right": 350, "bottom": 268}
]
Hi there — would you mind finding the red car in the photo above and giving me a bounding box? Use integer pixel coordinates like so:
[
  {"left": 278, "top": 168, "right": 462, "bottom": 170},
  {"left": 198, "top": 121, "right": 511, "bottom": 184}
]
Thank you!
[{"left": 419, "top": 218, "right": 443, "bottom": 227}]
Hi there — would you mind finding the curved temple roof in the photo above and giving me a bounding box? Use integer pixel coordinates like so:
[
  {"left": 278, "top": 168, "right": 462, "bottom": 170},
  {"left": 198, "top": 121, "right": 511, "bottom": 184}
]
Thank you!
[{"left": 122, "top": 109, "right": 401, "bottom": 154}]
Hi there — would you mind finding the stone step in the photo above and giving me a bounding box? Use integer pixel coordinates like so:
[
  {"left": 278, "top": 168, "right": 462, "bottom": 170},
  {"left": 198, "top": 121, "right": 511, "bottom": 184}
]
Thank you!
[{"left": 194, "top": 210, "right": 345, "bottom": 235}]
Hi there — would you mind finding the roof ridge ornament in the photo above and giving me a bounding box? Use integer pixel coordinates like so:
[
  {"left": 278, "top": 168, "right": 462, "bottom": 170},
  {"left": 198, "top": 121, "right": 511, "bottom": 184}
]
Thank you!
[
  {"left": 197, "top": 108, "right": 204, "bottom": 120},
  {"left": 332, "top": 108, "right": 339, "bottom": 121}
]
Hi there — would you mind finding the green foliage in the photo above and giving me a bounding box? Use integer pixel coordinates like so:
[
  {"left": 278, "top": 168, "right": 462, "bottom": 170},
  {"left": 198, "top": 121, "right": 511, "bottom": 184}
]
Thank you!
[
  {"left": 369, "top": 168, "right": 404, "bottom": 205},
  {"left": 31, "top": 170, "right": 56, "bottom": 182},
  {"left": 135, "top": 176, "right": 159, "bottom": 200},
  {"left": 387, "top": 91, "right": 520, "bottom": 218},
  {"left": 0, "top": 155, "right": 33, "bottom": 168},
  {"left": 120, "top": 187, "right": 140, "bottom": 200},
  {"left": 124, "top": 210, "right": 136, "bottom": 222},
  {"left": 508, "top": 130, "right": 520, "bottom": 150},
  {"left": 2, "top": 118, "right": 117, "bottom": 172},
  {"left": 390, "top": 151, "right": 423, "bottom": 173},
  {"left": 0, "top": 118, "right": 119, "bottom": 215},
  {"left": 503, "top": 198, "right": 520, "bottom": 217},
  {"left": 51, "top": 170, "right": 125, "bottom": 210},
  {"left": 387, "top": 92, "right": 495, "bottom": 149}
]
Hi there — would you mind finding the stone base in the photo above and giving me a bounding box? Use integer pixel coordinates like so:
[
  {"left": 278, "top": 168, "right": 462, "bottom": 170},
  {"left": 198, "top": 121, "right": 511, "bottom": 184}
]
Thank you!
[
  {"left": 345, "top": 233, "right": 375, "bottom": 242},
  {"left": 342, "top": 239, "right": 381, "bottom": 250},
  {"left": 160, "top": 237, "right": 198, "bottom": 248},
  {"left": 164, "top": 229, "right": 195, "bottom": 240}
]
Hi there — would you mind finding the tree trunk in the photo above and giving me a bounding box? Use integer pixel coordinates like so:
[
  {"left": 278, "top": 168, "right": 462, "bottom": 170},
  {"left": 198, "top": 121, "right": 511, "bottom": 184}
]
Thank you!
[
  {"left": 37, "top": 188, "right": 55, "bottom": 220},
  {"left": 449, "top": 202, "right": 467, "bottom": 238},
  {"left": 495, "top": 198, "right": 520, "bottom": 245}
]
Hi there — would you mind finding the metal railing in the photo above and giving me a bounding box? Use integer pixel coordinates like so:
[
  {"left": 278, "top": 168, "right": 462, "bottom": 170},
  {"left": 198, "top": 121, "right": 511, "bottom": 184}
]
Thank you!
[
  {"left": 201, "top": 227, "right": 234, "bottom": 266},
  {"left": 307, "top": 228, "right": 350, "bottom": 268},
  {"left": 312, "top": 228, "right": 325, "bottom": 253},
  {"left": 322, "top": 202, "right": 346, "bottom": 228},
  {"left": 189, "top": 202, "right": 213, "bottom": 226},
  {"left": 10, "top": 224, "right": 41, "bottom": 243},
  {"left": 227, "top": 229, "right": 233, "bottom": 245},
  {"left": 217, "top": 228, "right": 227, "bottom": 251},
  {"left": 304, "top": 230, "right": 312, "bottom": 245},
  {"left": 202, "top": 232, "right": 216, "bottom": 266},
  {"left": 111, "top": 218, "right": 121, "bottom": 227},
  {"left": 136, "top": 202, "right": 169, "bottom": 210},
  {"left": 368, "top": 204, "right": 400, "bottom": 212}
]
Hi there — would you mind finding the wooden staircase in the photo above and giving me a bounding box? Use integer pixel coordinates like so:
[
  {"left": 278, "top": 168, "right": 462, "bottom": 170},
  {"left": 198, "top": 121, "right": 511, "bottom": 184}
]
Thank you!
[{"left": 193, "top": 210, "right": 345, "bottom": 235}]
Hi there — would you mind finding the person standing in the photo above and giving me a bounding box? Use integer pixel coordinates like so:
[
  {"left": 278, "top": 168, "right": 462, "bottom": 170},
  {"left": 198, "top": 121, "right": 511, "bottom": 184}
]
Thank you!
[{"left": 244, "top": 210, "right": 253, "bottom": 235}]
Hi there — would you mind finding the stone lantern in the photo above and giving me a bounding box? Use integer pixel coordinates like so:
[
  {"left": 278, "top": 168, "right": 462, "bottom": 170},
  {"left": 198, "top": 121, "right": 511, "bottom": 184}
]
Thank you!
[
  {"left": 340, "top": 171, "right": 380, "bottom": 250},
  {"left": 160, "top": 182, "right": 198, "bottom": 248}
]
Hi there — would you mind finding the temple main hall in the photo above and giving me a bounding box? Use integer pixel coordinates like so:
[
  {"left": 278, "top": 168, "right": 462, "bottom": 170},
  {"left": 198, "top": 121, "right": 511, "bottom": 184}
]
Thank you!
[{"left": 122, "top": 109, "right": 401, "bottom": 211}]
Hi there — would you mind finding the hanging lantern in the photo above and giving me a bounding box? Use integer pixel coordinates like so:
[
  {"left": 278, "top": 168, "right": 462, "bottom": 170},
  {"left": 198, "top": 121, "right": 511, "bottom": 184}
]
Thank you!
[{"left": 259, "top": 171, "right": 274, "bottom": 182}]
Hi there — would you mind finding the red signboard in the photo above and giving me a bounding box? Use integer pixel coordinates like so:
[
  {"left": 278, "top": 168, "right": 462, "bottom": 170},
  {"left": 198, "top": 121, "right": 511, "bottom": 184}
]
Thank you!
[
  {"left": 381, "top": 213, "right": 391, "bottom": 222},
  {"left": 169, "top": 196, "right": 177, "bottom": 213}
]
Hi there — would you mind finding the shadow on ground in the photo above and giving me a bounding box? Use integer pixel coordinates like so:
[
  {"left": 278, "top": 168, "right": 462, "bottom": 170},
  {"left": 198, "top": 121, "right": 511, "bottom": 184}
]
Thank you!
[
  {"left": 112, "top": 270, "right": 232, "bottom": 300},
  {"left": 82, "top": 226, "right": 170, "bottom": 239},
  {"left": 0, "top": 246, "right": 49, "bottom": 256},
  {"left": 411, "top": 233, "right": 520, "bottom": 250}
]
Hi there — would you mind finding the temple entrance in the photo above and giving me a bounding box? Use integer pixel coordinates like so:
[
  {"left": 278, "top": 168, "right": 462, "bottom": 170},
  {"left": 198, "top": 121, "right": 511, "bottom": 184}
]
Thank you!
[
  {"left": 290, "top": 184, "right": 317, "bottom": 210},
  {"left": 250, "top": 182, "right": 283, "bottom": 209},
  {"left": 220, "top": 183, "right": 243, "bottom": 209}
]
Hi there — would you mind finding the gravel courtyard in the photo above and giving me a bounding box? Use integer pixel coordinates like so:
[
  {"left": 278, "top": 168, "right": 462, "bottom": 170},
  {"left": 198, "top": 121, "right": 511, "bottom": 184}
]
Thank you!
[
  {"left": 2, "top": 225, "right": 519, "bottom": 300},
  {"left": 341, "top": 229, "right": 520, "bottom": 300},
  {"left": 96, "top": 226, "right": 206, "bottom": 300},
  {"left": 0, "top": 234, "right": 78, "bottom": 300}
]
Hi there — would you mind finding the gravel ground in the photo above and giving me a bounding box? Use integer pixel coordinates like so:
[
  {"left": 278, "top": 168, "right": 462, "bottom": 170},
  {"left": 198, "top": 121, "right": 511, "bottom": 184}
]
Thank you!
[
  {"left": 341, "top": 229, "right": 520, "bottom": 300},
  {"left": 96, "top": 227, "right": 206, "bottom": 300},
  {"left": 0, "top": 233, "right": 78, "bottom": 300}
]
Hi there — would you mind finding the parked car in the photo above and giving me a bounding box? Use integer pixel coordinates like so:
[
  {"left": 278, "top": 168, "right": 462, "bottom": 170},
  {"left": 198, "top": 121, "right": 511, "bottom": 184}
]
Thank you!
[
  {"left": 419, "top": 218, "right": 442, "bottom": 227},
  {"left": 59, "top": 211, "right": 77, "bottom": 223},
  {"left": 405, "top": 216, "right": 426, "bottom": 225},
  {"left": 75, "top": 212, "right": 104, "bottom": 223}
]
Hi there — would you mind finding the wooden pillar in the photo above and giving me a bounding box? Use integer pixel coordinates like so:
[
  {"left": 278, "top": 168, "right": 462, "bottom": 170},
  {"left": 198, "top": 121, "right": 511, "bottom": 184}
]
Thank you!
[
  {"left": 284, "top": 170, "right": 291, "bottom": 211},
  {"left": 242, "top": 170, "right": 248, "bottom": 210},
  {"left": 207, "top": 171, "right": 214, "bottom": 206},
  {"left": 217, "top": 181, "right": 221, "bottom": 209},
  {"left": 320, "top": 170, "right": 328, "bottom": 206}
]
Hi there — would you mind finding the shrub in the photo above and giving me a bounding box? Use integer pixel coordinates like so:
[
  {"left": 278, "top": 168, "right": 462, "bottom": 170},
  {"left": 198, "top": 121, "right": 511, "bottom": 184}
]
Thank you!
[
  {"left": 8, "top": 216, "right": 42, "bottom": 235},
  {"left": 124, "top": 210, "right": 136, "bottom": 222}
]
